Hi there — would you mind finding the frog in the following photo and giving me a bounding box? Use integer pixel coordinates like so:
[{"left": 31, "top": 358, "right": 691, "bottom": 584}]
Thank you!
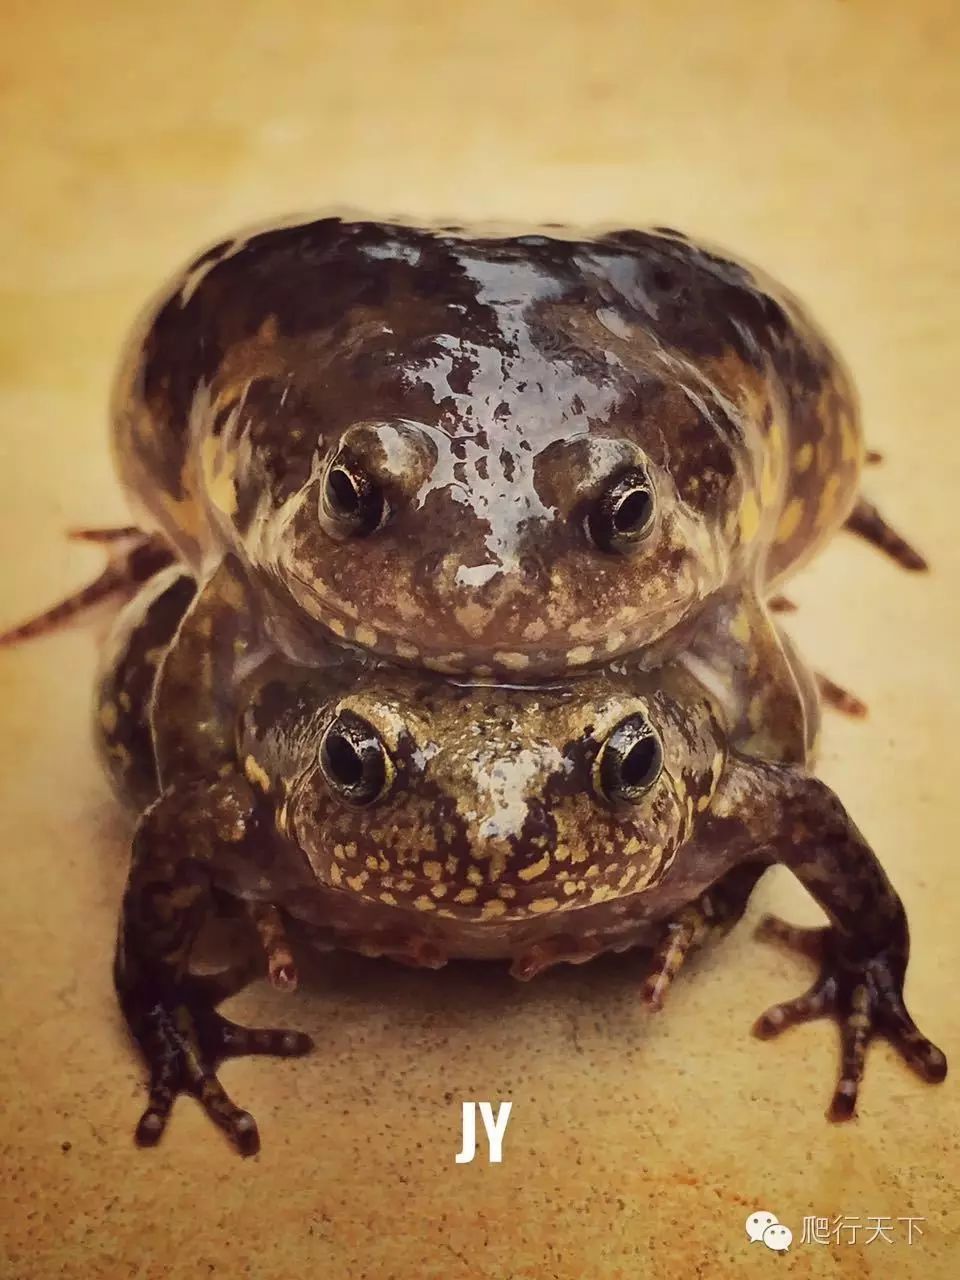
[
  {"left": 53, "top": 214, "right": 926, "bottom": 790},
  {"left": 98, "top": 566, "right": 946, "bottom": 1155}
]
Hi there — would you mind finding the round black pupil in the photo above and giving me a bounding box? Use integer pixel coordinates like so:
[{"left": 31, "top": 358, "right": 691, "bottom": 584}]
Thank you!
[
  {"left": 613, "top": 488, "right": 651, "bottom": 533},
  {"left": 324, "top": 732, "right": 365, "bottom": 786},
  {"left": 328, "top": 467, "right": 361, "bottom": 516},
  {"left": 621, "top": 735, "right": 658, "bottom": 787}
]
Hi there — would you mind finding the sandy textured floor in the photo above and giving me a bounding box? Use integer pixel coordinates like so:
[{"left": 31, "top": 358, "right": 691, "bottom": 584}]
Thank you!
[{"left": 1, "top": 2, "right": 958, "bottom": 1276}]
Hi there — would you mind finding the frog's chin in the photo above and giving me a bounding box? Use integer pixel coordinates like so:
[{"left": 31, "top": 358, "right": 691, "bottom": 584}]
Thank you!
[
  {"left": 300, "top": 858, "right": 660, "bottom": 923},
  {"left": 280, "top": 568, "right": 701, "bottom": 677}
]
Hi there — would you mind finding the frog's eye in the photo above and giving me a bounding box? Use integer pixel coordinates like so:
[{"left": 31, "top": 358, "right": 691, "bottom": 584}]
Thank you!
[
  {"left": 586, "top": 467, "right": 656, "bottom": 553},
  {"left": 321, "top": 452, "right": 388, "bottom": 537},
  {"left": 319, "top": 709, "right": 395, "bottom": 806},
  {"left": 594, "top": 713, "right": 664, "bottom": 804}
]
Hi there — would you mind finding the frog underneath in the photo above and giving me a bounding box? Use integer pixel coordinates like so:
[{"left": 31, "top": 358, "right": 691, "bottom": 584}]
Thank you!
[{"left": 100, "top": 568, "right": 946, "bottom": 1154}]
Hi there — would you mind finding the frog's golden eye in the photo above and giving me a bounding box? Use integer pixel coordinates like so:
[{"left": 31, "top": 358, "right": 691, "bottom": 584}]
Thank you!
[
  {"left": 319, "top": 710, "right": 395, "bottom": 806},
  {"left": 594, "top": 712, "right": 664, "bottom": 804},
  {"left": 321, "top": 452, "right": 388, "bottom": 537},
  {"left": 586, "top": 467, "right": 656, "bottom": 553}
]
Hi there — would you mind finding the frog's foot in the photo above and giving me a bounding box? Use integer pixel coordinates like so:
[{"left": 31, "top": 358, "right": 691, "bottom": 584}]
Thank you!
[
  {"left": 753, "top": 914, "right": 947, "bottom": 1118},
  {"left": 248, "top": 903, "right": 299, "bottom": 992},
  {"left": 0, "top": 528, "right": 174, "bottom": 646},
  {"left": 122, "top": 965, "right": 313, "bottom": 1155},
  {"left": 767, "top": 594, "right": 796, "bottom": 613},
  {"left": 815, "top": 672, "right": 867, "bottom": 718},
  {"left": 844, "top": 497, "right": 927, "bottom": 572}
]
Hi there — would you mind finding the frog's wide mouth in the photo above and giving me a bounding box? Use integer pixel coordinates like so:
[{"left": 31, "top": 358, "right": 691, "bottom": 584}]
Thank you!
[{"left": 284, "top": 570, "right": 695, "bottom": 676}]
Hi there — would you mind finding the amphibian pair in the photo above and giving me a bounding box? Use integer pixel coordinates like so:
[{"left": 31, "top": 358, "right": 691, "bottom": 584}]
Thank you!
[
  {"left": 0, "top": 218, "right": 943, "bottom": 1153},
  {"left": 98, "top": 564, "right": 944, "bottom": 1154}
]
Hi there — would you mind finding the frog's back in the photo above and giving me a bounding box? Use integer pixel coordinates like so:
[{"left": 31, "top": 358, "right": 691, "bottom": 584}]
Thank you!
[{"left": 112, "top": 217, "right": 859, "bottom": 582}]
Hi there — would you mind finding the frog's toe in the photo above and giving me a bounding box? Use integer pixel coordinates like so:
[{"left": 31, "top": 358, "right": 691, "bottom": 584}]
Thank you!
[
  {"left": 127, "top": 991, "right": 312, "bottom": 1155},
  {"left": 754, "top": 915, "right": 947, "bottom": 1118},
  {"left": 754, "top": 913, "right": 824, "bottom": 958},
  {"left": 874, "top": 992, "right": 948, "bottom": 1084},
  {"left": 642, "top": 918, "right": 703, "bottom": 1010},
  {"left": 753, "top": 974, "right": 835, "bottom": 1039}
]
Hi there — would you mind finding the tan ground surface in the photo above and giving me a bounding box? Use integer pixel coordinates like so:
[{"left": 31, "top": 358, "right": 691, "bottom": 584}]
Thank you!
[{"left": 1, "top": 1, "right": 958, "bottom": 1276}]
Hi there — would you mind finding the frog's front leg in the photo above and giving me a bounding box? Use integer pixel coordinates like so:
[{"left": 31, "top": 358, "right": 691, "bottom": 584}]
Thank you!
[
  {"left": 116, "top": 775, "right": 312, "bottom": 1154},
  {"left": 642, "top": 863, "right": 767, "bottom": 1009},
  {"left": 710, "top": 760, "right": 947, "bottom": 1117},
  {"left": 676, "top": 587, "right": 811, "bottom": 764},
  {"left": 151, "top": 555, "right": 260, "bottom": 780}
]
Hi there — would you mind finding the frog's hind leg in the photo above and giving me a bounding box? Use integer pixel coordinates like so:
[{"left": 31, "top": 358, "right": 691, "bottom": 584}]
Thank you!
[
  {"left": 642, "top": 863, "right": 767, "bottom": 1010},
  {"left": 815, "top": 672, "right": 867, "bottom": 718},
  {"left": 844, "top": 497, "right": 927, "bottom": 571},
  {"left": 0, "top": 527, "right": 175, "bottom": 647}
]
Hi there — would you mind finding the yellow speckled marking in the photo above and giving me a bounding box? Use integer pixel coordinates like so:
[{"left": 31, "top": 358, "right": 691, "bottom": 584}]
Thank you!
[
  {"left": 697, "top": 794, "right": 712, "bottom": 812},
  {"left": 394, "top": 639, "right": 420, "bottom": 660},
  {"left": 480, "top": 899, "right": 507, "bottom": 919},
  {"left": 518, "top": 854, "right": 551, "bottom": 882},
  {"left": 795, "top": 442, "right": 814, "bottom": 473},
  {"left": 413, "top": 895, "right": 436, "bottom": 912},
  {"left": 244, "top": 754, "right": 271, "bottom": 792},
  {"left": 330, "top": 863, "right": 343, "bottom": 887},
  {"left": 840, "top": 414, "right": 860, "bottom": 464},
  {"left": 454, "top": 888, "right": 478, "bottom": 904},
  {"left": 422, "top": 860, "right": 442, "bottom": 881},
  {"left": 467, "top": 866, "right": 484, "bottom": 886},
  {"left": 776, "top": 497, "right": 804, "bottom": 545},
  {"left": 739, "top": 491, "right": 761, "bottom": 543},
  {"left": 99, "top": 701, "right": 118, "bottom": 734},
  {"left": 729, "top": 608, "right": 752, "bottom": 645},
  {"left": 529, "top": 898, "right": 559, "bottom": 914},
  {"left": 379, "top": 892, "right": 397, "bottom": 906},
  {"left": 346, "top": 873, "right": 367, "bottom": 893},
  {"left": 354, "top": 624, "right": 378, "bottom": 648},
  {"left": 566, "top": 645, "right": 594, "bottom": 665},
  {"left": 494, "top": 651, "right": 530, "bottom": 671},
  {"left": 326, "top": 616, "right": 347, "bottom": 638}
]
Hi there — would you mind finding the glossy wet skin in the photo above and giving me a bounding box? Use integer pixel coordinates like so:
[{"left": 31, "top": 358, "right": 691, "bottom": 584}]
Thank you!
[{"left": 114, "top": 219, "right": 861, "bottom": 674}]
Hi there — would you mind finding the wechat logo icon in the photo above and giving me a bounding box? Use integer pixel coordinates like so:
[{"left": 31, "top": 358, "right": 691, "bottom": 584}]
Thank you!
[{"left": 746, "top": 1211, "right": 793, "bottom": 1253}]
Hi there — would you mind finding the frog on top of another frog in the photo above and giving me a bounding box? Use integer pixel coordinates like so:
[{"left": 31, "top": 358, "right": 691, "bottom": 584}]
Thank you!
[
  {"left": 100, "top": 566, "right": 945, "bottom": 1156},
  {"left": 90, "top": 217, "right": 921, "bottom": 779}
]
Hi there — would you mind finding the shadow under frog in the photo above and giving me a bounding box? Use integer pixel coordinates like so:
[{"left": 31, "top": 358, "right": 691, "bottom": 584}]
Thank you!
[{"left": 99, "top": 567, "right": 946, "bottom": 1156}]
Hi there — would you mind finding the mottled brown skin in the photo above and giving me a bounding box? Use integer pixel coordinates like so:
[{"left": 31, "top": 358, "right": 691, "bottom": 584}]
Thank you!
[
  {"left": 108, "top": 217, "right": 898, "bottom": 779},
  {"left": 99, "top": 571, "right": 946, "bottom": 1155}
]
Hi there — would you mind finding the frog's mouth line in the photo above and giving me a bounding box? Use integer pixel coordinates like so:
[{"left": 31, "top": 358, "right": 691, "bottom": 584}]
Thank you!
[{"left": 284, "top": 570, "right": 696, "bottom": 676}]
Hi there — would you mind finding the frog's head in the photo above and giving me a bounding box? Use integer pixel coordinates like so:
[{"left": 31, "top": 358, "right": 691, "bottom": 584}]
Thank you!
[
  {"left": 197, "top": 225, "right": 755, "bottom": 677},
  {"left": 280, "top": 664, "right": 727, "bottom": 922}
]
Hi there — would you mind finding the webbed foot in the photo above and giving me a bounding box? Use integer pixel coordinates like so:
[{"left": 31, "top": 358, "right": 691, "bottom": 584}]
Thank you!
[
  {"left": 121, "top": 963, "right": 313, "bottom": 1155},
  {"left": 753, "top": 914, "right": 947, "bottom": 1118}
]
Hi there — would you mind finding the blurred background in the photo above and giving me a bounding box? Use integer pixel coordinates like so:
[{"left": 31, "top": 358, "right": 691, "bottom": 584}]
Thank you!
[{"left": 1, "top": 2, "right": 957, "bottom": 1277}]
